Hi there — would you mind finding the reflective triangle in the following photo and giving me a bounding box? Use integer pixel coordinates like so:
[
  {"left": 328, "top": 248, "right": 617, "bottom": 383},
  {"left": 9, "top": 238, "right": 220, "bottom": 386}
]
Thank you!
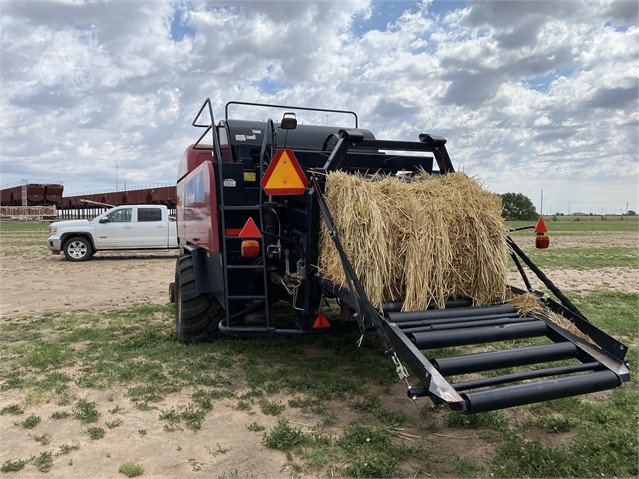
[
  {"left": 534, "top": 217, "right": 548, "bottom": 233},
  {"left": 239, "top": 217, "right": 261, "bottom": 238},
  {"left": 313, "top": 311, "right": 331, "bottom": 328}
]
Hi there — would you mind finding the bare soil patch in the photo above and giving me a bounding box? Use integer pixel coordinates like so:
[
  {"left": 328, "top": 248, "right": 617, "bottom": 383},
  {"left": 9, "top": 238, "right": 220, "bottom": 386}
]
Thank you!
[{"left": 0, "top": 232, "right": 177, "bottom": 318}]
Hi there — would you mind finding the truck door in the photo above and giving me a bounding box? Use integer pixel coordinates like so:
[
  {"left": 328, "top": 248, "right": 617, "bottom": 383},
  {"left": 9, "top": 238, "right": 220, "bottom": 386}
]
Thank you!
[
  {"left": 95, "top": 207, "right": 134, "bottom": 248},
  {"left": 134, "top": 207, "right": 166, "bottom": 247}
]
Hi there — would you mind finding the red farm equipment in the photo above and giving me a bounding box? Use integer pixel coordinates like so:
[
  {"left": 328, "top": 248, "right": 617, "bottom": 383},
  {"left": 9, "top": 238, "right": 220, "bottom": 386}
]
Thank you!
[{"left": 171, "top": 99, "right": 630, "bottom": 414}]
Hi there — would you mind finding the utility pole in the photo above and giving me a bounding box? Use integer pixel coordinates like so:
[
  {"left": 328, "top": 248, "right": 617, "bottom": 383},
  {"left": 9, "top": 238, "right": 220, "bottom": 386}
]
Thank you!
[
  {"left": 568, "top": 201, "right": 571, "bottom": 215},
  {"left": 115, "top": 160, "right": 119, "bottom": 191},
  {"left": 540, "top": 189, "right": 543, "bottom": 216},
  {"left": 626, "top": 202, "right": 629, "bottom": 215}
]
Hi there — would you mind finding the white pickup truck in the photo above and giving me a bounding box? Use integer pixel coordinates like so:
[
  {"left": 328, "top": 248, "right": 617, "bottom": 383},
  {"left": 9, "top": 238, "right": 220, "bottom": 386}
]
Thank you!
[{"left": 48, "top": 205, "right": 179, "bottom": 261}]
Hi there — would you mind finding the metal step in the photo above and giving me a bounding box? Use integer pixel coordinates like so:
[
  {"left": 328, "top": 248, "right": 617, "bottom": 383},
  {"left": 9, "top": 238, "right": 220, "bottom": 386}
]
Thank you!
[
  {"left": 227, "top": 295, "right": 266, "bottom": 300},
  {"left": 409, "top": 321, "right": 548, "bottom": 349},
  {"left": 461, "top": 370, "right": 621, "bottom": 413},
  {"left": 226, "top": 264, "right": 263, "bottom": 270},
  {"left": 220, "top": 205, "right": 261, "bottom": 211}
]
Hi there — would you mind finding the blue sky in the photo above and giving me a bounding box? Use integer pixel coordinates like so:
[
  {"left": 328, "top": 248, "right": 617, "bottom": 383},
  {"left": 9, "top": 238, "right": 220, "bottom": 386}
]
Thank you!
[{"left": 1, "top": 0, "right": 637, "bottom": 214}]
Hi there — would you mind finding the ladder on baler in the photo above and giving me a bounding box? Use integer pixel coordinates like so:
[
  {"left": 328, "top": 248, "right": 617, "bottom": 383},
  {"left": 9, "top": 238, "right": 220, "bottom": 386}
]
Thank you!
[{"left": 192, "top": 99, "right": 272, "bottom": 334}]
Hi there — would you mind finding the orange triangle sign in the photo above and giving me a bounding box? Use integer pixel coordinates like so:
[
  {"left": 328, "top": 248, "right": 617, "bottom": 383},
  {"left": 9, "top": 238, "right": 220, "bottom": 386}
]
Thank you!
[
  {"left": 313, "top": 311, "right": 331, "bottom": 328},
  {"left": 261, "top": 149, "right": 309, "bottom": 195},
  {"left": 239, "top": 217, "right": 261, "bottom": 238},
  {"left": 534, "top": 217, "right": 548, "bottom": 234}
]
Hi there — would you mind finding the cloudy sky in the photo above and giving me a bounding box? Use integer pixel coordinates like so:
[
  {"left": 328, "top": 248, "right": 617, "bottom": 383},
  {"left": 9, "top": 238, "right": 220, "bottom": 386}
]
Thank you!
[{"left": 1, "top": 0, "right": 637, "bottom": 214}]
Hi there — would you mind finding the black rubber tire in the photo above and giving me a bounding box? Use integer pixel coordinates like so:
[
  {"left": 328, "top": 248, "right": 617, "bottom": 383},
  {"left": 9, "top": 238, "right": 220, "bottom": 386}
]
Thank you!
[
  {"left": 63, "top": 236, "right": 93, "bottom": 262},
  {"left": 174, "top": 254, "right": 223, "bottom": 342}
]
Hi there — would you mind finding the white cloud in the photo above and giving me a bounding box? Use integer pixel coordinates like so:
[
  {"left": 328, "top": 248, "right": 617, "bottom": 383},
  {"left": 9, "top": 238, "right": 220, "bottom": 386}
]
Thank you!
[{"left": 0, "top": 0, "right": 637, "bottom": 213}]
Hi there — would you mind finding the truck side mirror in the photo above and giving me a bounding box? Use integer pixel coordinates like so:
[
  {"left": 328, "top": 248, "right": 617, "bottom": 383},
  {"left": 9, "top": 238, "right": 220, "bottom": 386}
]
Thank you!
[{"left": 99, "top": 218, "right": 110, "bottom": 224}]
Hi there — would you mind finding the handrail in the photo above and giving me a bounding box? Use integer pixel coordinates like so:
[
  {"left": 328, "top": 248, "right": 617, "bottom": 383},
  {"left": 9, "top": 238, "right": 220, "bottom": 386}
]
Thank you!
[
  {"left": 192, "top": 98, "right": 223, "bottom": 163},
  {"left": 225, "top": 101, "right": 358, "bottom": 128}
]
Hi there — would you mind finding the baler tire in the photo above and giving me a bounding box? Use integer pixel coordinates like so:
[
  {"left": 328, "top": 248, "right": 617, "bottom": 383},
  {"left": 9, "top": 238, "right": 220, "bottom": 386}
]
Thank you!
[
  {"left": 63, "top": 237, "right": 93, "bottom": 262},
  {"left": 174, "top": 254, "right": 222, "bottom": 343}
]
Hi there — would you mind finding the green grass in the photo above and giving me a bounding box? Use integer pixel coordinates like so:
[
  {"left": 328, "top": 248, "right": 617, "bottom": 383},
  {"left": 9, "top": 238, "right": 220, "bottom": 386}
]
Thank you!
[
  {"left": 33, "top": 451, "right": 54, "bottom": 472},
  {"left": 507, "top": 218, "right": 638, "bottom": 234},
  {"left": 73, "top": 399, "right": 100, "bottom": 423},
  {"left": 87, "top": 426, "right": 105, "bottom": 439},
  {"left": 1, "top": 404, "right": 24, "bottom": 415},
  {"left": 119, "top": 462, "right": 145, "bottom": 477},
  {"left": 263, "top": 418, "right": 304, "bottom": 449},
  {"left": 16, "top": 414, "right": 41, "bottom": 429},
  {"left": 0, "top": 222, "right": 51, "bottom": 232},
  {"left": 1, "top": 458, "right": 29, "bottom": 472},
  {"left": 516, "top": 245, "right": 637, "bottom": 269}
]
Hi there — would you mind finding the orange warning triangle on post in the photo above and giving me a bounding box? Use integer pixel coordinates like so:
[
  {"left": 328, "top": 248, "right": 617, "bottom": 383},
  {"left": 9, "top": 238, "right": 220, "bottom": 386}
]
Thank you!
[
  {"left": 239, "top": 217, "right": 261, "bottom": 238},
  {"left": 534, "top": 217, "right": 548, "bottom": 234},
  {"left": 261, "top": 149, "right": 309, "bottom": 195},
  {"left": 313, "top": 311, "right": 331, "bottom": 328}
]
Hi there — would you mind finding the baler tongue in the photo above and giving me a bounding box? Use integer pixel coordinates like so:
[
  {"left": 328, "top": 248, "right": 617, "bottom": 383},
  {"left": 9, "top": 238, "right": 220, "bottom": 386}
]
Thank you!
[{"left": 384, "top": 302, "right": 628, "bottom": 413}]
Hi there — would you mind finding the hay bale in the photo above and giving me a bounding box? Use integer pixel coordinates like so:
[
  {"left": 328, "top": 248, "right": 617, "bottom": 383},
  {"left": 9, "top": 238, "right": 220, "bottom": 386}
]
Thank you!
[{"left": 318, "top": 171, "right": 508, "bottom": 310}]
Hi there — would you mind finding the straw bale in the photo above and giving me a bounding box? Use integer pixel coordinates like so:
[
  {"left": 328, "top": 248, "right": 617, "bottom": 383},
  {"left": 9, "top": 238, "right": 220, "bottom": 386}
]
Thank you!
[
  {"left": 318, "top": 171, "right": 508, "bottom": 311},
  {"left": 506, "top": 291, "right": 593, "bottom": 342}
]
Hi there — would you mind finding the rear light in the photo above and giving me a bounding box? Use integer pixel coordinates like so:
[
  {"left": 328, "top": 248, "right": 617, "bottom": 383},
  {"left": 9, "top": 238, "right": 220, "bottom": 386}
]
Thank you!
[
  {"left": 536, "top": 234, "right": 550, "bottom": 249},
  {"left": 241, "top": 240, "right": 260, "bottom": 258}
]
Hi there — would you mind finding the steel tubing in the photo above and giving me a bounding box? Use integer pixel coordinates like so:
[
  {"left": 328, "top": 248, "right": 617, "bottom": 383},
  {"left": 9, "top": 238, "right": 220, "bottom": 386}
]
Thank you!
[
  {"left": 388, "top": 304, "right": 516, "bottom": 323},
  {"left": 409, "top": 321, "right": 548, "bottom": 349},
  {"left": 452, "top": 361, "right": 602, "bottom": 391},
  {"left": 432, "top": 342, "right": 578, "bottom": 376},
  {"left": 401, "top": 317, "right": 535, "bottom": 334},
  {"left": 462, "top": 370, "right": 620, "bottom": 413}
]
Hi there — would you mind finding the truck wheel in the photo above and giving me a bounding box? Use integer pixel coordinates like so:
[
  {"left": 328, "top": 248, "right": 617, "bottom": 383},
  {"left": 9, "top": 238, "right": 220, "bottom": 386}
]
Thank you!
[
  {"left": 174, "top": 254, "right": 222, "bottom": 342},
  {"left": 63, "top": 237, "right": 93, "bottom": 262}
]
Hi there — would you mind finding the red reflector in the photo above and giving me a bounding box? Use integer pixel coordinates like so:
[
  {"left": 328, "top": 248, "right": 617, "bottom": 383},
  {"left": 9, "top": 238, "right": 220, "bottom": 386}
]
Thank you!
[
  {"left": 241, "top": 240, "right": 260, "bottom": 258},
  {"left": 534, "top": 217, "right": 548, "bottom": 234},
  {"left": 225, "top": 228, "right": 242, "bottom": 236},
  {"left": 239, "top": 217, "right": 261, "bottom": 238},
  {"left": 313, "top": 311, "right": 331, "bottom": 328},
  {"left": 536, "top": 234, "right": 550, "bottom": 249}
]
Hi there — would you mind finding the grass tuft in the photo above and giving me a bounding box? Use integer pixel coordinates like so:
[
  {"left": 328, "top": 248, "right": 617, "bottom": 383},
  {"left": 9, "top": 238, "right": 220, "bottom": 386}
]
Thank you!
[
  {"left": 17, "top": 414, "right": 41, "bottom": 429},
  {"left": 119, "top": 462, "right": 144, "bottom": 477},
  {"left": 1, "top": 458, "right": 29, "bottom": 473},
  {"left": 73, "top": 399, "right": 100, "bottom": 423},
  {"left": 263, "top": 418, "right": 304, "bottom": 450}
]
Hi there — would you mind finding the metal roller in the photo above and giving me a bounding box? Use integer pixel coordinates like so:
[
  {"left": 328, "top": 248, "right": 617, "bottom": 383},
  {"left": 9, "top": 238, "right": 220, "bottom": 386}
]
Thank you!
[
  {"left": 453, "top": 362, "right": 602, "bottom": 392},
  {"left": 383, "top": 298, "right": 472, "bottom": 313},
  {"left": 393, "top": 312, "right": 519, "bottom": 329},
  {"left": 462, "top": 370, "right": 621, "bottom": 413},
  {"left": 388, "top": 304, "right": 516, "bottom": 323},
  {"left": 409, "top": 321, "right": 548, "bottom": 349},
  {"left": 402, "top": 317, "right": 536, "bottom": 334},
  {"left": 432, "top": 342, "right": 578, "bottom": 376}
]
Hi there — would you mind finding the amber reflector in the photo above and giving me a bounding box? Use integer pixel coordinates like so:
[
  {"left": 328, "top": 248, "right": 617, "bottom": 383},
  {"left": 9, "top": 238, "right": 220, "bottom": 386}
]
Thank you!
[
  {"left": 536, "top": 234, "right": 550, "bottom": 249},
  {"left": 241, "top": 240, "right": 260, "bottom": 258}
]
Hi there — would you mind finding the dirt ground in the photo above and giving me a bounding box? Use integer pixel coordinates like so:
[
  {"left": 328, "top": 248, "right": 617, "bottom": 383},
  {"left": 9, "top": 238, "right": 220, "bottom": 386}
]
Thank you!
[
  {"left": 1, "top": 233, "right": 637, "bottom": 318},
  {"left": 0, "top": 227, "right": 637, "bottom": 478}
]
